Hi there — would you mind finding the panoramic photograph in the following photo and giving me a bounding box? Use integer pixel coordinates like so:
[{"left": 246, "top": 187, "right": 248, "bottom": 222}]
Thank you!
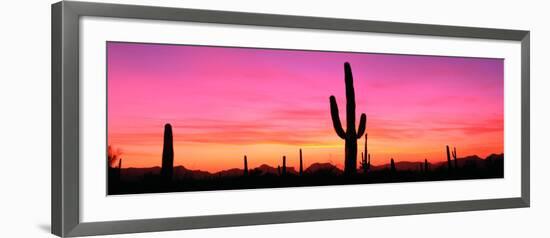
[{"left": 107, "top": 42, "right": 504, "bottom": 195}]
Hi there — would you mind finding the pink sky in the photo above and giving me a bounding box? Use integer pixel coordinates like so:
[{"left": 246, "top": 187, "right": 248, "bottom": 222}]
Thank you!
[{"left": 107, "top": 42, "right": 503, "bottom": 172}]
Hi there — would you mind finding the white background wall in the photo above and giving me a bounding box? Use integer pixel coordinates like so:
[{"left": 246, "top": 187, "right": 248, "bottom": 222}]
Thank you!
[{"left": 0, "top": 0, "right": 547, "bottom": 237}]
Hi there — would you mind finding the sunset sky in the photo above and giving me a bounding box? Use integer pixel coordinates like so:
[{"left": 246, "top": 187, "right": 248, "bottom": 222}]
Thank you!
[{"left": 107, "top": 42, "right": 503, "bottom": 172}]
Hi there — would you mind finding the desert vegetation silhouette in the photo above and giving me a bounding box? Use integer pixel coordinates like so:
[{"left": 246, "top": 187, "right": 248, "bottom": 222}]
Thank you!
[{"left": 107, "top": 62, "right": 504, "bottom": 195}]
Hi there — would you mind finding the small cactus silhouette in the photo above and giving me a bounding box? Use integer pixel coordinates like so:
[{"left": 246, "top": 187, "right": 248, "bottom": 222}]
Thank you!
[
  {"left": 452, "top": 147, "right": 458, "bottom": 169},
  {"left": 117, "top": 158, "right": 122, "bottom": 181},
  {"left": 390, "top": 158, "right": 396, "bottom": 173},
  {"left": 299, "top": 149, "right": 303, "bottom": 176},
  {"left": 282, "top": 156, "right": 287, "bottom": 176},
  {"left": 359, "top": 134, "right": 371, "bottom": 174},
  {"left": 329, "top": 62, "right": 367, "bottom": 175},
  {"left": 360, "top": 152, "right": 371, "bottom": 174},
  {"left": 161, "top": 123, "right": 174, "bottom": 180},
  {"left": 243, "top": 155, "right": 248, "bottom": 176},
  {"left": 446, "top": 145, "right": 452, "bottom": 171}
]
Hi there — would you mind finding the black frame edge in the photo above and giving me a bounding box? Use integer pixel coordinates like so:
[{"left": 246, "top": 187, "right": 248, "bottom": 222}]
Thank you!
[
  {"left": 520, "top": 32, "right": 530, "bottom": 206},
  {"left": 67, "top": 198, "right": 526, "bottom": 237},
  {"left": 53, "top": 1, "right": 81, "bottom": 237},
  {"left": 51, "top": 2, "right": 62, "bottom": 236},
  {"left": 52, "top": 1, "right": 531, "bottom": 237}
]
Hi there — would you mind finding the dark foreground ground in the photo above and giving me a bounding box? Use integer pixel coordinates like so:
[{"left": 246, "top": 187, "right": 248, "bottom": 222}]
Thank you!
[{"left": 108, "top": 155, "right": 503, "bottom": 195}]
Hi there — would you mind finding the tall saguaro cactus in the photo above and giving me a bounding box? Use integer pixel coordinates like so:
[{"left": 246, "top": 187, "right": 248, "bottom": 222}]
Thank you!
[
  {"left": 161, "top": 123, "right": 174, "bottom": 180},
  {"left": 243, "top": 155, "right": 248, "bottom": 176},
  {"left": 329, "top": 62, "right": 367, "bottom": 175}
]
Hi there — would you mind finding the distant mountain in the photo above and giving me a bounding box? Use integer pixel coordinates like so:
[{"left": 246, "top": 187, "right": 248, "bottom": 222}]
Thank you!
[
  {"left": 304, "top": 162, "right": 343, "bottom": 175},
  {"left": 173, "top": 166, "right": 211, "bottom": 180},
  {"left": 253, "top": 164, "right": 278, "bottom": 175},
  {"left": 215, "top": 168, "right": 244, "bottom": 177},
  {"left": 120, "top": 166, "right": 160, "bottom": 181},
  {"left": 365, "top": 154, "right": 503, "bottom": 172}
]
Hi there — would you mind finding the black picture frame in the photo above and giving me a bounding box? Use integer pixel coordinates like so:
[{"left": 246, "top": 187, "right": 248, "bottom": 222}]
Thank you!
[{"left": 51, "top": 1, "right": 530, "bottom": 237}]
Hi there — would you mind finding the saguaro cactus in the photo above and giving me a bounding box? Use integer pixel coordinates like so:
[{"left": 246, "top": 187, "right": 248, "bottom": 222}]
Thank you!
[
  {"left": 282, "top": 156, "right": 287, "bottom": 176},
  {"left": 243, "top": 155, "right": 248, "bottom": 176},
  {"left": 299, "top": 149, "right": 303, "bottom": 176},
  {"left": 368, "top": 154, "right": 371, "bottom": 170},
  {"left": 360, "top": 152, "right": 371, "bottom": 174},
  {"left": 117, "top": 158, "right": 122, "bottom": 181},
  {"left": 452, "top": 147, "right": 458, "bottom": 169},
  {"left": 161, "top": 123, "right": 174, "bottom": 180},
  {"left": 329, "top": 62, "right": 367, "bottom": 175},
  {"left": 360, "top": 134, "right": 371, "bottom": 174},
  {"left": 390, "top": 158, "right": 396, "bottom": 173},
  {"left": 446, "top": 145, "right": 452, "bottom": 171},
  {"left": 364, "top": 133, "right": 368, "bottom": 164}
]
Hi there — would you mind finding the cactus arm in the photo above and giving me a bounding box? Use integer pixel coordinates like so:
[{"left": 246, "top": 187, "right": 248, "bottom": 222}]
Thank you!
[
  {"left": 356, "top": 113, "right": 367, "bottom": 138},
  {"left": 344, "top": 62, "right": 356, "bottom": 133},
  {"left": 329, "top": 96, "right": 346, "bottom": 139}
]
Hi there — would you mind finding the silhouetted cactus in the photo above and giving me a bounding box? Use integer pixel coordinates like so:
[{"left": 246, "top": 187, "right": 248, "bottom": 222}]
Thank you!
[
  {"left": 360, "top": 152, "right": 371, "bottom": 174},
  {"left": 359, "top": 134, "right": 371, "bottom": 174},
  {"left": 277, "top": 165, "right": 281, "bottom": 176},
  {"left": 390, "top": 158, "right": 396, "bottom": 173},
  {"left": 161, "top": 123, "right": 174, "bottom": 180},
  {"left": 329, "top": 62, "right": 367, "bottom": 175},
  {"left": 446, "top": 145, "right": 452, "bottom": 171},
  {"left": 282, "top": 156, "right": 287, "bottom": 176},
  {"left": 452, "top": 147, "right": 458, "bottom": 169},
  {"left": 364, "top": 134, "right": 368, "bottom": 161},
  {"left": 117, "top": 158, "right": 122, "bottom": 181},
  {"left": 368, "top": 154, "right": 371, "bottom": 169},
  {"left": 299, "top": 149, "right": 303, "bottom": 176},
  {"left": 243, "top": 155, "right": 248, "bottom": 176},
  {"left": 360, "top": 153, "right": 366, "bottom": 172}
]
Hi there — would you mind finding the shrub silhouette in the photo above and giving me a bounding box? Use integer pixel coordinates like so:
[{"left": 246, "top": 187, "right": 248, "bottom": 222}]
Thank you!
[
  {"left": 107, "top": 145, "right": 122, "bottom": 168},
  {"left": 329, "top": 62, "right": 367, "bottom": 175},
  {"left": 161, "top": 123, "right": 174, "bottom": 180}
]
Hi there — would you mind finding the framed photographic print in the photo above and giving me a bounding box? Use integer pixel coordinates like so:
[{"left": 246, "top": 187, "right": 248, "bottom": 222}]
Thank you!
[{"left": 52, "top": 1, "right": 530, "bottom": 237}]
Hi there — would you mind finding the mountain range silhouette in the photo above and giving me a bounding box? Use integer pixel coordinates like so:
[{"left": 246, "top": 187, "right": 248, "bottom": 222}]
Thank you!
[{"left": 115, "top": 153, "right": 503, "bottom": 183}]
